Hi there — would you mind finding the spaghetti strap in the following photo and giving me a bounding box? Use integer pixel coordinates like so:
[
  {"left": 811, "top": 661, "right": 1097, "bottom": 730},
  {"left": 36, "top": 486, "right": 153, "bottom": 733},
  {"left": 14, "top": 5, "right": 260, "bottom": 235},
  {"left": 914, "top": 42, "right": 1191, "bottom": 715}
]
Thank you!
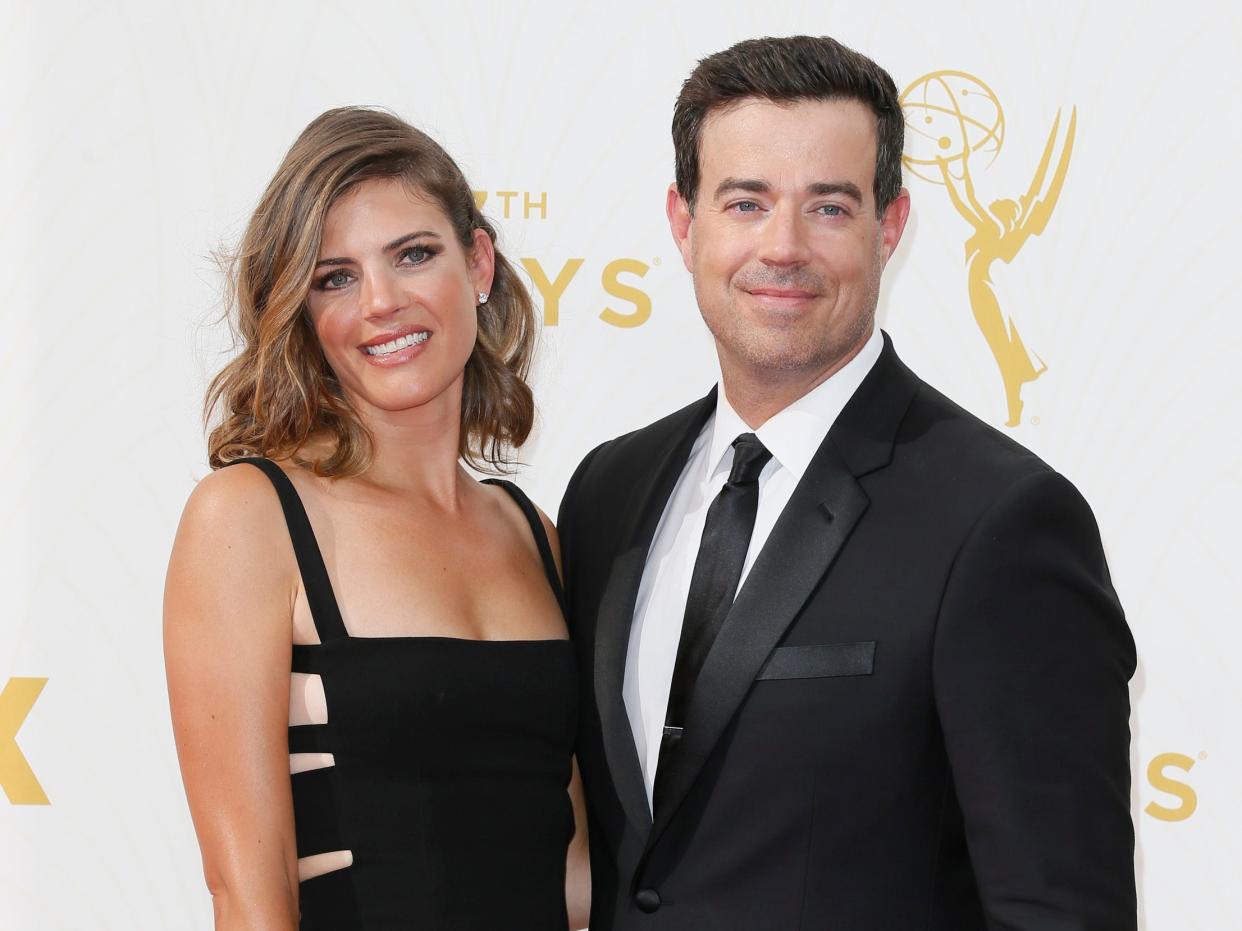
[
  {"left": 226, "top": 457, "right": 349, "bottom": 642},
  {"left": 483, "top": 479, "right": 566, "bottom": 614}
]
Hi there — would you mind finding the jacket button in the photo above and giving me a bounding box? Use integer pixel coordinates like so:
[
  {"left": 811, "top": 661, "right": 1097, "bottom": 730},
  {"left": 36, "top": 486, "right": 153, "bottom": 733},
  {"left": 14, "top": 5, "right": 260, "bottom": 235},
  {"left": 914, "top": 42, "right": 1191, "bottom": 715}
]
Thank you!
[{"left": 635, "top": 888, "right": 662, "bottom": 913}]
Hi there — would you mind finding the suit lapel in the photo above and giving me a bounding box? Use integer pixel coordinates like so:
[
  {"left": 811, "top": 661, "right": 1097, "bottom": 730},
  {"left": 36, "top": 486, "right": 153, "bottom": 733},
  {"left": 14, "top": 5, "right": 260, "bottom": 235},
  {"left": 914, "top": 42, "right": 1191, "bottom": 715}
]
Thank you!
[
  {"left": 594, "top": 389, "right": 717, "bottom": 836},
  {"left": 647, "top": 444, "right": 866, "bottom": 845},
  {"left": 646, "top": 333, "right": 920, "bottom": 848}
]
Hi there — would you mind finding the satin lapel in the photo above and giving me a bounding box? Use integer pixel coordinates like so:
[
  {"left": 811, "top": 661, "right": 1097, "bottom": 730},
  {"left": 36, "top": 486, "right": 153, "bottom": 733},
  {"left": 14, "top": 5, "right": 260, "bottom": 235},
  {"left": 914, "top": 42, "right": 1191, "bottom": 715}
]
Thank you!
[
  {"left": 644, "top": 333, "right": 919, "bottom": 849},
  {"left": 594, "top": 389, "right": 717, "bottom": 836},
  {"left": 647, "top": 444, "right": 867, "bottom": 845}
]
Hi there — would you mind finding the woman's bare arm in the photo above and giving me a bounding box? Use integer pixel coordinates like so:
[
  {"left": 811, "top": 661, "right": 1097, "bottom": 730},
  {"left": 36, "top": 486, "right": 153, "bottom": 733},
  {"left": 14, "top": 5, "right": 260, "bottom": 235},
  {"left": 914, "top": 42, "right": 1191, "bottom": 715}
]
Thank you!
[
  {"left": 533, "top": 507, "right": 593, "bottom": 929},
  {"left": 164, "top": 465, "right": 300, "bottom": 930},
  {"left": 565, "top": 756, "right": 592, "bottom": 930}
]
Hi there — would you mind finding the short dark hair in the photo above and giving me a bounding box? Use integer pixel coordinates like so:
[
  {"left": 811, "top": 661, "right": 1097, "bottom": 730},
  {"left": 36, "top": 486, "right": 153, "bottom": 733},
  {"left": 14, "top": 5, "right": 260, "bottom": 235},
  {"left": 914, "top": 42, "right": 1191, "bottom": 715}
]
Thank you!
[{"left": 672, "top": 35, "right": 904, "bottom": 215}]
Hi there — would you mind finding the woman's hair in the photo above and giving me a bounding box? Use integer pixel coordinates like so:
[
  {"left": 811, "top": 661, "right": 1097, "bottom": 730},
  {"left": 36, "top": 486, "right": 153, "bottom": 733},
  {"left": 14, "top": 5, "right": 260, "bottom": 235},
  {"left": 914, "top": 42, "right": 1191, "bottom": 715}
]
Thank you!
[{"left": 206, "top": 106, "right": 536, "bottom": 475}]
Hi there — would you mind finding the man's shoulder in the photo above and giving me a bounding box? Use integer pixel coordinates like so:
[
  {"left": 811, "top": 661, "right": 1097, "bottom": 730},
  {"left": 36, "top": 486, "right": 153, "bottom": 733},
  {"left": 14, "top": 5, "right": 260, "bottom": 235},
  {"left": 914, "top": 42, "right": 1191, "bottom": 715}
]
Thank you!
[
  {"left": 832, "top": 334, "right": 1055, "bottom": 494},
  {"left": 892, "top": 372, "right": 1082, "bottom": 521},
  {"left": 910, "top": 379, "right": 1048, "bottom": 472},
  {"left": 570, "top": 390, "right": 714, "bottom": 488}
]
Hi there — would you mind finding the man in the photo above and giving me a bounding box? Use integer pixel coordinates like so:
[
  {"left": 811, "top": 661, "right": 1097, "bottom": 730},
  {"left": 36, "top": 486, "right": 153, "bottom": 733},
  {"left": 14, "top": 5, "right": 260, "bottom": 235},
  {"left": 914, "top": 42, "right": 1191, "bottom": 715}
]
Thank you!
[{"left": 558, "top": 35, "right": 1137, "bottom": 930}]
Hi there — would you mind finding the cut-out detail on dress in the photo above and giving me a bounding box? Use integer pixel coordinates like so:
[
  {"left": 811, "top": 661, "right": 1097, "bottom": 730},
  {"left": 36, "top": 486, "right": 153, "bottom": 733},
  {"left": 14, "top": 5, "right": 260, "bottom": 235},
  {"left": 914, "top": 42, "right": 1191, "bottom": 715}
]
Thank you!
[
  {"left": 290, "top": 672, "right": 328, "bottom": 726},
  {"left": 290, "top": 752, "right": 335, "bottom": 775},
  {"left": 297, "top": 849, "right": 354, "bottom": 882}
]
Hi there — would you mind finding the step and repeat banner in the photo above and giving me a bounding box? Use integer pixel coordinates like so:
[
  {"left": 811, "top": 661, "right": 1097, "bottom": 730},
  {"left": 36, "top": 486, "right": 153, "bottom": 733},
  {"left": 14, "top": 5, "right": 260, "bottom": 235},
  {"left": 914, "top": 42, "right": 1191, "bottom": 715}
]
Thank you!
[{"left": 1, "top": 1, "right": 1238, "bottom": 927}]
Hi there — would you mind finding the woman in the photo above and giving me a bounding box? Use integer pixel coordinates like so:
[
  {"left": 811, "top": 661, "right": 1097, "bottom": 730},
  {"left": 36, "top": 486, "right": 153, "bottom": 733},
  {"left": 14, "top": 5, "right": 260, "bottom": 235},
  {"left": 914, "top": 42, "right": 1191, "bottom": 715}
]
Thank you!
[{"left": 164, "top": 107, "right": 589, "bottom": 929}]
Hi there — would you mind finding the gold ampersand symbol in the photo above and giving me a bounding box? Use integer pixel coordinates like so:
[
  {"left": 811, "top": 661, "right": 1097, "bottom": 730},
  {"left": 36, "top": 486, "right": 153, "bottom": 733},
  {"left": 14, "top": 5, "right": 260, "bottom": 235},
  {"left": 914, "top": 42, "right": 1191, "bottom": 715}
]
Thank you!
[{"left": 901, "top": 71, "right": 1076, "bottom": 427}]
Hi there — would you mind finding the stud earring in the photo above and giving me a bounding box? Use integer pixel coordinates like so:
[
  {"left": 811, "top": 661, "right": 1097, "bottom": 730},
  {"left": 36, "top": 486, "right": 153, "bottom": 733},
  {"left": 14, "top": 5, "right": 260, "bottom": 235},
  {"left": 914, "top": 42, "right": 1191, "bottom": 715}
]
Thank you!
[{"left": 477, "top": 291, "right": 489, "bottom": 305}]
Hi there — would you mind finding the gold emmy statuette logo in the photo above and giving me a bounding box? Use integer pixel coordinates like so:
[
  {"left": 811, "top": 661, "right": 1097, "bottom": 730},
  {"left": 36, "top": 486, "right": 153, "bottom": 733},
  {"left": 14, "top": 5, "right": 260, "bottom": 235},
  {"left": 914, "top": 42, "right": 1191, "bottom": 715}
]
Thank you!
[
  {"left": 901, "top": 72, "right": 1076, "bottom": 427},
  {"left": 0, "top": 676, "right": 49, "bottom": 804}
]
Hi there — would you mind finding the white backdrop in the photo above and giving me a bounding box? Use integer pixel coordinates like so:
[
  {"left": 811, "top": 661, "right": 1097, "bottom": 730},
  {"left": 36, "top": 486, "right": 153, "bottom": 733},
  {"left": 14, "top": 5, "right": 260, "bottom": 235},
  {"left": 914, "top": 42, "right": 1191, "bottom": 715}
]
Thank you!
[{"left": 1, "top": 1, "right": 1239, "bottom": 927}]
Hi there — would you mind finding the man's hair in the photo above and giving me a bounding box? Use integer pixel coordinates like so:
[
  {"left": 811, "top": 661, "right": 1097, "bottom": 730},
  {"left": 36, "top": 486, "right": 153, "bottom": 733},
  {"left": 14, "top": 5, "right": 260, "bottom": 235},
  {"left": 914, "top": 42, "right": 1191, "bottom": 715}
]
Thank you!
[{"left": 672, "top": 35, "right": 904, "bottom": 215}]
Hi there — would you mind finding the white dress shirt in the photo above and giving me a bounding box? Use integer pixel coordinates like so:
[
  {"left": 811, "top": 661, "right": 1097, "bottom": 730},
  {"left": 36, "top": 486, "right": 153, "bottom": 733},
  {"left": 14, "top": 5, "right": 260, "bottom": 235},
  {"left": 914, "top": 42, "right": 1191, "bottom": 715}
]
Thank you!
[{"left": 622, "top": 328, "right": 884, "bottom": 807}]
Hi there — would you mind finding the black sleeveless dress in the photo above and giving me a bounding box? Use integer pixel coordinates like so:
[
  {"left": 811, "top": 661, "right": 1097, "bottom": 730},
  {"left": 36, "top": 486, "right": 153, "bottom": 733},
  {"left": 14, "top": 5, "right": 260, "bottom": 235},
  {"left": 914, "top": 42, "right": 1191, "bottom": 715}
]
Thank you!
[{"left": 233, "top": 459, "right": 577, "bottom": 930}]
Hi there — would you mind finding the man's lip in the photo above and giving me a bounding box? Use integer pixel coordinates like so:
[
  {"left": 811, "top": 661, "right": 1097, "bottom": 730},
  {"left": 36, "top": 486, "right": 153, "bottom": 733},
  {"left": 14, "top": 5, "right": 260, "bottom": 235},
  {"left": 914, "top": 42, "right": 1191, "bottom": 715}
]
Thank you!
[
  {"left": 358, "top": 325, "right": 430, "bottom": 349},
  {"left": 746, "top": 288, "right": 818, "bottom": 299}
]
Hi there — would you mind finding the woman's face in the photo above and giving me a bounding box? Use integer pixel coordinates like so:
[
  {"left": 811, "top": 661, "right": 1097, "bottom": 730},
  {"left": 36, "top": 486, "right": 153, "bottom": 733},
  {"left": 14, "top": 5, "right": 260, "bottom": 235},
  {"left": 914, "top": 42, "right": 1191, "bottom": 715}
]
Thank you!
[{"left": 305, "top": 177, "right": 493, "bottom": 422}]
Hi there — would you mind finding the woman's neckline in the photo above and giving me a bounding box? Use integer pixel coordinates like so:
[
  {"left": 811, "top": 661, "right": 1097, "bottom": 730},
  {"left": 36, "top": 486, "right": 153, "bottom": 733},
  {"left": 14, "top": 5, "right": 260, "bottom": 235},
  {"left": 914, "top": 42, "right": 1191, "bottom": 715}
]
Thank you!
[{"left": 293, "top": 633, "right": 572, "bottom": 647}]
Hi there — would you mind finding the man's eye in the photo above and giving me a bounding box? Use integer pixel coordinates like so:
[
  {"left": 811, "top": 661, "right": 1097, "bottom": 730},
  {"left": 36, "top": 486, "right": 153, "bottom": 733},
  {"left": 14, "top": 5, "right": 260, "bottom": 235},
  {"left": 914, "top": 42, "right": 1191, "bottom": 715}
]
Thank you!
[
  {"left": 732, "top": 201, "right": 761, "bottom": 213},
  {"left": 818, "top": 204, "right": 845, "bottom": 217}
]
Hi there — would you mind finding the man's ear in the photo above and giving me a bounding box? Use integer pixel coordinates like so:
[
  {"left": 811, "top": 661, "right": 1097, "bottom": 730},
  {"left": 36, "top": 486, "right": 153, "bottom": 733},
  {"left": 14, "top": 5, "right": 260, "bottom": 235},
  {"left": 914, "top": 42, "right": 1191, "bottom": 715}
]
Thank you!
[
  {"left": 879, "top": 188, "right": 911, "bottom": 264},
  {"left": 666, "top": 183, "right": 694, "bottom": 272}
]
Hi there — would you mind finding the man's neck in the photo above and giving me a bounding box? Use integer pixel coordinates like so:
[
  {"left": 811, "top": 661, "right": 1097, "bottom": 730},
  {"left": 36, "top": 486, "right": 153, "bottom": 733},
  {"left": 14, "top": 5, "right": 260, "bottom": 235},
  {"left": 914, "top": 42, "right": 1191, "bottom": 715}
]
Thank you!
[{"left": 719, "top": 335, "right": 872, "bottom": 429}]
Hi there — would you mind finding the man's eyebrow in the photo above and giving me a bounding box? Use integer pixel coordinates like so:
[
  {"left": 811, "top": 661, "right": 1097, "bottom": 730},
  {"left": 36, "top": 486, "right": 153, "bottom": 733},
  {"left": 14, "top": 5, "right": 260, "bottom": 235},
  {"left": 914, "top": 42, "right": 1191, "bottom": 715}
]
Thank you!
[
  {"left": 713, "top": 177, "right": 771, "bottom": 200},
  {"left": 711, "top": 178, "right": 865, "bottom": 204},
  {"left": 314, "top": 230, "right": 441, "bottom": 268},
  {"left": 808, "top": 181, "right": 864, "bottom": 203}
]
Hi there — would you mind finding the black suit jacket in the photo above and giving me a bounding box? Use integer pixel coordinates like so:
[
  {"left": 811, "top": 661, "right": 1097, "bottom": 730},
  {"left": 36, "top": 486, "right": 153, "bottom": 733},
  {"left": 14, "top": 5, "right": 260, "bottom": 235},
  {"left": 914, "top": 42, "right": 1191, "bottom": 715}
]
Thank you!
[{"left": 557, "top": 334, "right": 1137, "bottom": 930}]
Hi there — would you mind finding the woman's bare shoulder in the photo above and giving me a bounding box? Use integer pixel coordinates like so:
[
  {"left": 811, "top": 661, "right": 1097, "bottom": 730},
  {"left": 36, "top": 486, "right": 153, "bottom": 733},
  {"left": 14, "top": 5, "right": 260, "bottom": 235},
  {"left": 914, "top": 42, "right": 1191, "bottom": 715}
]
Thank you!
[
  {"left": 181, "top": 460, "right": 291, "bottom": 531},
  {"left": 532, "top": 501, "right": 560, "bottom": 570},
  {"left": 478, "top": 478, "right": 561, "bottom": 574},
  {"left": 169, "top": 461, "right": 296, "bottom": 596}
]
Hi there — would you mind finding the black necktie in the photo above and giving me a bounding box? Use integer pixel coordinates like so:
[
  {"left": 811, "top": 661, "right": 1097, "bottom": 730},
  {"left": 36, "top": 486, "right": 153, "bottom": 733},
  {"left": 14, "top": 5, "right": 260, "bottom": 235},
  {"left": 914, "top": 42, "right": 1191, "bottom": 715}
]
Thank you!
[{"left": 655, "top": 433, "right": 772, "bottom": 808}]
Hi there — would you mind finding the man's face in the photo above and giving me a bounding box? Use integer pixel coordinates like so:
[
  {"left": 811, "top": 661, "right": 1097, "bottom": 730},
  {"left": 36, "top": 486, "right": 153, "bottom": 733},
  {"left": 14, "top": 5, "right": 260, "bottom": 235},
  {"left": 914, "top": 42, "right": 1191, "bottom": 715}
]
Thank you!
[{"left": 668, "top": 97, "right": 909, "bottom": 392}]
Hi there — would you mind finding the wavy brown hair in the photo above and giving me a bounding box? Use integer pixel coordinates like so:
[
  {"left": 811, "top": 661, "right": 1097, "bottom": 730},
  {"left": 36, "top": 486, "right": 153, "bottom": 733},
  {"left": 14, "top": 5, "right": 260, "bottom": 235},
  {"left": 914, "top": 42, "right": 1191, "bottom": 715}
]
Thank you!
[{"left": 206, "top": 107, "right": 536, "bottom": 475}]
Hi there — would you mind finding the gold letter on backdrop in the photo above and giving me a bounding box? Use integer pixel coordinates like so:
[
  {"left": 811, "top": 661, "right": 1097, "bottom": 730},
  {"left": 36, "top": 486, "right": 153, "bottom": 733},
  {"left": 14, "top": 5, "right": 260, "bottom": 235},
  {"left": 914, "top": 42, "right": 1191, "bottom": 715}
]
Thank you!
[
  {"left": 901, "top": 71, "right": 1076, "bottom": 427},
  {"left": 523, "top": 191, "right": 548, "bottom": 220},
  {"left": 522, "top": 257, "right": 584, "bottom": 326},
  {"left": 0, "top": 677, "right": 49, "bottom": 805},
  {"left": 496, "top": 191, "right": 519, "bottom": 218},
  {"left": 599, "top": 258, "right": 651, "bottom": 328},
  {"left": 1145, "top": 752, "right": 1198, "bottom": 822}
]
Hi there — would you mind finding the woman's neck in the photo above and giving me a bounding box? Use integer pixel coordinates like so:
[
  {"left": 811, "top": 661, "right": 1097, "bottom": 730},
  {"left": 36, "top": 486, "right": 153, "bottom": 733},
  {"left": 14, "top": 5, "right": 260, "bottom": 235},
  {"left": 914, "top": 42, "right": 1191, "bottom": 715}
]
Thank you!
[{"left": 350, "top": 383, "right": 469, "bottom": 507}]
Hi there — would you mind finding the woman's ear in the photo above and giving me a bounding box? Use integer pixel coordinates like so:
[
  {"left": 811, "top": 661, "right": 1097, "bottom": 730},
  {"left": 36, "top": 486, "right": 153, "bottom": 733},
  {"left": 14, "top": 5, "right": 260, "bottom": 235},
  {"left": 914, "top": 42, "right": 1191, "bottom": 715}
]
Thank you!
[{"left": 469, "top": 228, "right": 496, "bottom": 300}]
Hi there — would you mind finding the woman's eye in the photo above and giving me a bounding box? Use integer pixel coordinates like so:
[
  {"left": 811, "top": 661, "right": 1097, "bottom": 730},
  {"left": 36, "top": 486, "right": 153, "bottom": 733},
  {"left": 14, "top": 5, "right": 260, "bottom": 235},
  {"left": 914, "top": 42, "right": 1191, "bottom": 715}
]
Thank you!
[
  {"left": 316, "top": 269, "right": 352, "bottom": 290},
  {"left": 398, "top": 245, "right": 435, "bottom": 265}
]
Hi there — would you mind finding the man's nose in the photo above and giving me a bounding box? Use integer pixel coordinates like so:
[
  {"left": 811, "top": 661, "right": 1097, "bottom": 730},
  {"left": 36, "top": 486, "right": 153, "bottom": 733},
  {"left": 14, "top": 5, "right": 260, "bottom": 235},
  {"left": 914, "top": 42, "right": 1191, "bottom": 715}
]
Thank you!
[{"left": 758, "top": 205, "right": 811, "bottom": 267}]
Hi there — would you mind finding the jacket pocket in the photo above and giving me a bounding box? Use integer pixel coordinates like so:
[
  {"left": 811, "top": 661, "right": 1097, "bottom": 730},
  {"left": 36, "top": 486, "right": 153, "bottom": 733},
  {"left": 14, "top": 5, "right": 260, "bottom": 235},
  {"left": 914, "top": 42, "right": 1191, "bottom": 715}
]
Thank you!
[{"left": 755, "top": 641, "right": 876, "bottom": 680}]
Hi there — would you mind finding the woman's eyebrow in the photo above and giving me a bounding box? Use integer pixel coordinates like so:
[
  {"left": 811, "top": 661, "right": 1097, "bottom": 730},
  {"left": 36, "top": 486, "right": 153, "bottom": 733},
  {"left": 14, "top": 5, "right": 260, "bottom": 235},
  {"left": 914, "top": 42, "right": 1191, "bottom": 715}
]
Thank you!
[{"left": 315, "top": 230, "right": 441, "bottom": 268}]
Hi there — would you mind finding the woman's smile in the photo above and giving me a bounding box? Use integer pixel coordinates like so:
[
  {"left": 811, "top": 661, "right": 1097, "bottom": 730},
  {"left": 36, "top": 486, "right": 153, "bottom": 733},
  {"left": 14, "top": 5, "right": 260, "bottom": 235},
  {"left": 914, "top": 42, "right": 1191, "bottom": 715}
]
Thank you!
[{"left": 359, "top": 326, "right": 432, "bottom": 366}]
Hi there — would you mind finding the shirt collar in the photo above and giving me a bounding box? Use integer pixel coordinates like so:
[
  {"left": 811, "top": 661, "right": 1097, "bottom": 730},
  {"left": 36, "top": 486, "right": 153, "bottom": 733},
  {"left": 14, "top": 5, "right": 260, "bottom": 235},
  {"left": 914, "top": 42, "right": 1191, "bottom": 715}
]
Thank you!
[{"left": 705, "top": 327, "right": 884, "bottom": 483}]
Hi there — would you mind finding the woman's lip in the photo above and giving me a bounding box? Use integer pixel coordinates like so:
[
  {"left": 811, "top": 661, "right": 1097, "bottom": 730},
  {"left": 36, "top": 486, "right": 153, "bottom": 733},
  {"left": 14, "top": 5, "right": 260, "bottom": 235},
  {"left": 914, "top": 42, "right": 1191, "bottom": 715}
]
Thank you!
[
  {"left": 357, "top": 324, "right": 429, "bottom": 350},
  {"left": 361, "top": 333, "right": 431, "bottom": 367}
]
